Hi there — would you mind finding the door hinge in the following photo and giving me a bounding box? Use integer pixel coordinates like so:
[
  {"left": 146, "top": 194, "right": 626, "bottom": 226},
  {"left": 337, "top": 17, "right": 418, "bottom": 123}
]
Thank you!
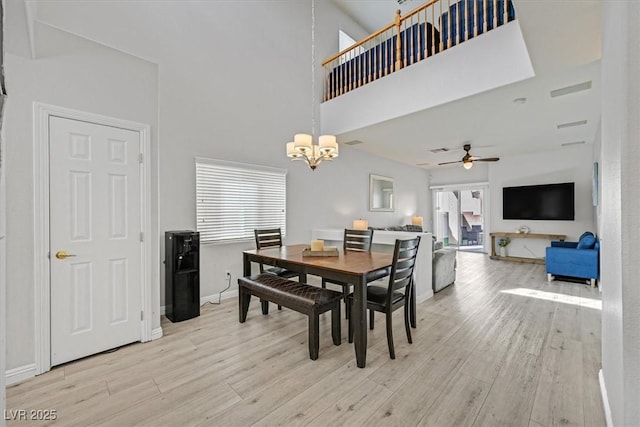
[
  {"left": 138, "top": 153, "right": 143, "bottom": 164},
  {"left": 141, "top": 311, "right": 144, "bottom": 321},
  {"left": 140, "top": 232, "right": 144, "bottom": 242}
]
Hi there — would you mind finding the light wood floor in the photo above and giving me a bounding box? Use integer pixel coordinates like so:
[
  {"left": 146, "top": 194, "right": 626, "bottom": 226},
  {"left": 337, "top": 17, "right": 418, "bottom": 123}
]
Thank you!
[{"left": 7, "top": 252, "right": 605, "bottom": 426}]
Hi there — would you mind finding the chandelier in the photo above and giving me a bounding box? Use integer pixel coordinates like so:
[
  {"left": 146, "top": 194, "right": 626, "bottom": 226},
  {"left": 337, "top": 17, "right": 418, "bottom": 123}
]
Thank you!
[
  {"left": 286, "top": 134, "right": 338, "bottom": 170},
  {"left": 286, "top": 0, "right": 338, "bottom": 171}
]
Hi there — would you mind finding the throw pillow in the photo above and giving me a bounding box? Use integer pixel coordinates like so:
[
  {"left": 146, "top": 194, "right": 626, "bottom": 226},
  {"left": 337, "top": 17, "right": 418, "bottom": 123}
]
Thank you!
[
  {"left": 579, "top": 231, "right": 594, "bottom": 241},
  {"left": 577, "top": 233, "right": 596, "bottom": 250}
]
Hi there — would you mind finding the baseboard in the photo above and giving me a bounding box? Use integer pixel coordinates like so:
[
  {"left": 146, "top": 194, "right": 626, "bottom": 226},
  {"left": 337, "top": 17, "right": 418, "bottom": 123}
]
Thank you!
[
  {"left": 5, "top": 364, "right": 36, "bottom": 386},
  {"left": 417, "top": 290, "right": 434, "bottom": 304},
  {"left": 151, "top": 327, "right": 163, "bottom": 341},
  {"left": 160, "top": 289, "right": 239, "bottom": 315},
  {"left": 599, "top": 369, "right": 614, "bottom": 427}
]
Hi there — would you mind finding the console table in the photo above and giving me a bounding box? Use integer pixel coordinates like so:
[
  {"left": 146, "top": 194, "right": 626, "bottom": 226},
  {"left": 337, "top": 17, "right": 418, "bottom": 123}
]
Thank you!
[{"left": 489, "top": 232, "right": 566, "bottom": 264}]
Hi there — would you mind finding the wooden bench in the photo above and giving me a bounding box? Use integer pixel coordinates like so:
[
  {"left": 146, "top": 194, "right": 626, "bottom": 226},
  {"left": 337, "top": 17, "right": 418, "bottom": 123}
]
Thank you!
[{"left": 238, "top": 273, "right": 342, "bottom": 360}]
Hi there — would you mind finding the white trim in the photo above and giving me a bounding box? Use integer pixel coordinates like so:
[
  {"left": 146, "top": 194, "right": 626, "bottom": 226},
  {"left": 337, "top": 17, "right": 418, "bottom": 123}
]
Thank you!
[
  {"left": 5, "top": 364, "right": 36, "bottom": 386},
  {"left": 599, "top": 369, "right": 614, "bottom": 427},
  {"left": 429, "top": 181, "right": 489, "bottom": 190},
  {"left": 23, "top": 1, "right": 37, "bottom": 59},
  {"left": 33, "top": 102, "right": 153, "bottom": 374},
  {"left": 160, "top": 290, "right": 239, "bottom": 316},
  {"left": 151, "top": 327, "right": 163, "bottom": 341},
  {"left": 194, "top": 157, "right": 287, "bottom": 175}
]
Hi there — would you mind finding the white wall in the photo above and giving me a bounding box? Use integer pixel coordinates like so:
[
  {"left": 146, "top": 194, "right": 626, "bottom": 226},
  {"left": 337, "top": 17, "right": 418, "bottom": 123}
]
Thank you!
[
  {"left": 1, "top": 95, "right": 7, "bottom": 427},
  {"left": 488, "top": 146, "right": 595, "bottom": 258},
  {"left": 4, "top": 19, "right": 159, "bottom": 370},
  {"left": 600, "top": 2, "right": 640, "bottom": 425},
  {"left": 3, "top": 0, "right": 429, "bottom": 375},
  {"left": 322, "top": 21, "right": 534, "bottom": 135},
  {"left": 429, "top": 145, "right": 595, "bottom": 258},
  {"left": 1, "top": 2, "right": 6, "bottom": 420},
  {"left": 429, "top": 162, "right": 489, "bottom": 187},
  {"left": 150, "top": 1, "right": 428, "bottom": 305}
]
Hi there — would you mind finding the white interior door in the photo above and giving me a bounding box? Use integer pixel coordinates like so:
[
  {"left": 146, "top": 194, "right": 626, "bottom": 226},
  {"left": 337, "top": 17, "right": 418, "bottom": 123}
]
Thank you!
[{"left": 49, "top": 116, "right": 142, "bottom": 366}]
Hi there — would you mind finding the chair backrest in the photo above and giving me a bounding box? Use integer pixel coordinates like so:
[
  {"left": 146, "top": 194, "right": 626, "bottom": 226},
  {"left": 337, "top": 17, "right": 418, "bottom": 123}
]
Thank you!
[
  {"left": 388, "top": 237, "right": 421, "bottom": 295},
  {"left": 343, "top": 228, "right": 374, "bottom": 252},
  {"left": 254, "top": 228, "right": 283, "bottom": 250}
]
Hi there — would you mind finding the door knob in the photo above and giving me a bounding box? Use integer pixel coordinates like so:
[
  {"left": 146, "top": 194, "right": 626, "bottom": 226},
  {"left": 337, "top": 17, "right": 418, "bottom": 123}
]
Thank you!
[{"left": 55, "top": 250, "right": 76, "bottom": 260}]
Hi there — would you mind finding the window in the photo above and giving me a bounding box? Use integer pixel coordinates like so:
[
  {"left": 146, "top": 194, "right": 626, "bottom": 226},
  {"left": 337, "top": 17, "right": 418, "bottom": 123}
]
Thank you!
[
  {"left": 339, "top": 29, "right": 364, "bottom": 64},
  {"left": 195, "top": 158, "right": 287, "bottom": 244},
  {"left": 339, "top": 30, "right": 357, "bottom": 52}
]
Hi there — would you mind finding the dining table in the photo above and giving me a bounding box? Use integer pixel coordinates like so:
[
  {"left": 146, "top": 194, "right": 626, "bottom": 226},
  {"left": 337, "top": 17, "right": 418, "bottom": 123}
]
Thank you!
[{"left": 242, "top": 243, "right": 414, "bottom": 368}]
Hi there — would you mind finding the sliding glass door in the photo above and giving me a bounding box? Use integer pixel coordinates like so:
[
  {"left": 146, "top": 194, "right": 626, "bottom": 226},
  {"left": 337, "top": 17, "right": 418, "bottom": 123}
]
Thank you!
[{"left": 433, "top": 187, "right": 487, "bottom": 253}]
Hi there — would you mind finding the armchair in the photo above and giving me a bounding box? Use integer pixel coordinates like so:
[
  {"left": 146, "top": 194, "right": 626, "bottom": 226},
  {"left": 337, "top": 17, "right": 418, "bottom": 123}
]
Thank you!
[
  {"left": 432, "top": 240, "right": 457, "bottom": 293},
  {"left": 545, "top": 232, "right": 599, "bottom": 287}
]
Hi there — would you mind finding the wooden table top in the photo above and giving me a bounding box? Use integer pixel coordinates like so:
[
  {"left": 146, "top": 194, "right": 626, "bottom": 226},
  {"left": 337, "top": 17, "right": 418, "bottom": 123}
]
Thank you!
[{"left": 244, "top": 244, "right": 393, "bottom": 275}]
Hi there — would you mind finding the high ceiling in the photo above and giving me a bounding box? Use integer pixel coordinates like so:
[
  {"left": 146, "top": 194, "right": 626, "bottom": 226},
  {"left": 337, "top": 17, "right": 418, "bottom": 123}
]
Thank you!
[{"left": 330, "top": 0, "right": 602, "bottom": 169}]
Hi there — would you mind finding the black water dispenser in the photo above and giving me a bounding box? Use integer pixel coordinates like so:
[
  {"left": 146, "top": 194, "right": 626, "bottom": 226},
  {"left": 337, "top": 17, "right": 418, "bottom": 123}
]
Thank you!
[{"left": 165, "top": 231, "right": 200, "bottom": 322}]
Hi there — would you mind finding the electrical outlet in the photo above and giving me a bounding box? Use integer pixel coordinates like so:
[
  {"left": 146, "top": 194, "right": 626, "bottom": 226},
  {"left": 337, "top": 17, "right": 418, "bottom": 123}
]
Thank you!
[{"left": 225, "top": 270, "right": 231, "bottom": 278}]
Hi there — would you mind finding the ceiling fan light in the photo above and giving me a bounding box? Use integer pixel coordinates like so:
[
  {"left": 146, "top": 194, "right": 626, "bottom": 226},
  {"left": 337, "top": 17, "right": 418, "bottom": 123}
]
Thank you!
[{"left": 463, "top": 161, "right": 473, "bottom": 170}]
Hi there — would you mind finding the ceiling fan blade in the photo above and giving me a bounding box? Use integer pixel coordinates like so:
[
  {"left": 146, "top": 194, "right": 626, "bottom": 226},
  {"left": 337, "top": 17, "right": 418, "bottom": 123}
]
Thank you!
[
  {"left": 438, "top": 160, "right": 463, "bottom": 165},
  {"left": 474, "top": 157, "right": 500, "bottom": 162}
]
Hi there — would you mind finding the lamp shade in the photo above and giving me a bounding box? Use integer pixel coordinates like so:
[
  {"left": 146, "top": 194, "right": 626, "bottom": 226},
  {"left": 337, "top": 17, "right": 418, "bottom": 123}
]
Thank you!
[
  {"left": 294, "top": 133, "right": 312, "bottom": 151},
  {"left": 286, "top": 142, "right": 298, "bottom": 157},
  {"left": 463, "top": 161, "right": 473, "bottom": 170},
  {"left": 353, "top": 219, "right": 368, "bottom": 230},
  {"left": 411, "top": 216, "right": 423, "bottom": 226},
  {"left": 319, "top": 135, "right": 338, "bottom": 152}
]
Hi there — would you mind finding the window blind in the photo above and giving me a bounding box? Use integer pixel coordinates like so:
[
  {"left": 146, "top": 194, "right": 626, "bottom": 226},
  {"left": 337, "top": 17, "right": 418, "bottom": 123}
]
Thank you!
[{"left": 195, "top": 158, "right": 287, "bottom": 244}]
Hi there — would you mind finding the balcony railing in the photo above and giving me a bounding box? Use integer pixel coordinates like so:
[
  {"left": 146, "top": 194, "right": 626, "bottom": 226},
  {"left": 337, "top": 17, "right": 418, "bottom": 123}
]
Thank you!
[{"left": 322, "top": 0, "right": 516, "bottom": 101}]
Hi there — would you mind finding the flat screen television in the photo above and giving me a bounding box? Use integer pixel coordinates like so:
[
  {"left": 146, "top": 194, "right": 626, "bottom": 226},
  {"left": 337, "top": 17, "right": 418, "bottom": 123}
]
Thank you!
[{"left": 503, "top": 182, "right": 575, "bottom": 221}]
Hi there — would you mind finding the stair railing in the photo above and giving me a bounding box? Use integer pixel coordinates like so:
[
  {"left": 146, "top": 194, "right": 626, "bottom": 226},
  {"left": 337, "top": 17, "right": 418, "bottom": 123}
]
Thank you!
[{"left": 322, "top": 0, "right": 514, "bottom": 101}]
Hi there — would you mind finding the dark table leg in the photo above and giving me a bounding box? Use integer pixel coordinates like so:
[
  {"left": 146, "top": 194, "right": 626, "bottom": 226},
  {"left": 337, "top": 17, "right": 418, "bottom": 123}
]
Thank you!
[
  {"left": 243, "top": 252, "right": 251, "bottom": 277},
  {"left": 353, "top": 275, "right": 368, "bottom": 368}
]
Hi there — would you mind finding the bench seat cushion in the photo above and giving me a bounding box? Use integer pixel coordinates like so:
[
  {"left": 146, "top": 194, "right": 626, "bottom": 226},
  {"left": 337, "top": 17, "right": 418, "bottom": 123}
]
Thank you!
[{"left": 240, "top": 274, "right": 342, "bottom": 312}]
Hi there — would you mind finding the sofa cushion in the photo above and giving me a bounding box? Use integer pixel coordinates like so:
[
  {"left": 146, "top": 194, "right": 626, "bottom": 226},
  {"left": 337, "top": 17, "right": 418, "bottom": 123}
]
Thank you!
[{"left": 577, "top": 233, "right": 596, "bottom": 250}]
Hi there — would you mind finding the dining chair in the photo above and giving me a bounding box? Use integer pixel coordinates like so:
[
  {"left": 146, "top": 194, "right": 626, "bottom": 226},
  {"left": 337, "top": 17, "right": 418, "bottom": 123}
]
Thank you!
[
  {"left": 347, "top": 236, "right": 421, "bottom": 359},
  {"left": 254, "top": 228, "right": 303, "bottom": 310},
  {"left": 254, "top": 228, "right": 303, "bottom": 279},
  {"left": 321, "top": 228, "right": 389, "bottom": 301}
]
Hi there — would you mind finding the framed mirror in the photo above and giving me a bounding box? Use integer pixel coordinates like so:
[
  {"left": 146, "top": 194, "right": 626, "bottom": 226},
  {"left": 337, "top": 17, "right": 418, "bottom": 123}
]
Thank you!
[{"left": 369, "top": 174, "right": 394, "bottom": 212}]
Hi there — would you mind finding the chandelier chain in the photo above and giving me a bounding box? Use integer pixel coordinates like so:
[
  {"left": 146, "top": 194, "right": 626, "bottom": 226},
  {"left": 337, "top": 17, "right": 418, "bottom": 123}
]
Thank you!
[
  {"left": 285, "top": 0, "right": 338, "bottom": 171},
  {"left": 311, "top": 0, "right": 316, "bottom": 137}
]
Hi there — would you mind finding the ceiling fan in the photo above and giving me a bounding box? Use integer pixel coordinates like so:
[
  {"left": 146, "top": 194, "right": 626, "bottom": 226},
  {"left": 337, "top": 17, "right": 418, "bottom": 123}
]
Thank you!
[{"left": 438, "top": 144, "right": 500, "bottom": 169}]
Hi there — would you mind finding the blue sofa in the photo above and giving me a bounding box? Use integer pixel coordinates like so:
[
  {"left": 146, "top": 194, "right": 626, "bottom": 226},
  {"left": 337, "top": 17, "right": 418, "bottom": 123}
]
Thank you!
[{"left": 545, "top": 232, "right": 599, "bottom": 287}]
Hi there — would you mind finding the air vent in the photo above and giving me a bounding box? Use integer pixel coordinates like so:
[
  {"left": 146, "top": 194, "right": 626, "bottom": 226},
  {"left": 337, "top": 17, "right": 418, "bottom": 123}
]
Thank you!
[
  {"left": 557, "top": 120, "right": 587, "bottom": 129},
  {"left": 561, "top": 141, "right": 586, "bottom": 147},
  {"left": 343, "top": 140, "right": 364, "bottom": 146},
  {"left": 551, "top": 81, "right": 592, "bottom": 98},
  {"left": 429, "top": 148, "right": 449, "bottom": 154}
]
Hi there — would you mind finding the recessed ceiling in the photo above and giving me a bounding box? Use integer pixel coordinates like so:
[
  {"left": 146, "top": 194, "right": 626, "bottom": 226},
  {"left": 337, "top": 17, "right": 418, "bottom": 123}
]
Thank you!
[{"left": 329, "top": 0, "right": 602, "bottom": 169}]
